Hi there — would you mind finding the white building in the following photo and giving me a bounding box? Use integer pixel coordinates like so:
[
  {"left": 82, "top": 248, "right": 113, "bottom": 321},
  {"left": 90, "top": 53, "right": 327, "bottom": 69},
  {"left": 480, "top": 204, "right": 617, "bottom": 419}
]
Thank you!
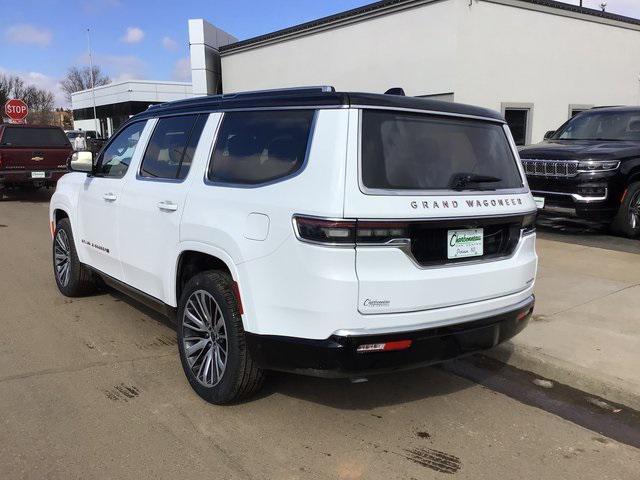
[
  {"left": 71, "top": 80, "right": 194, "bottom": 137},
  {"left": 71, "top": 20, "right": 236, "bottom": 138},
  {"left": 189, "top": 0, "right": 640, "bottom": 145}
]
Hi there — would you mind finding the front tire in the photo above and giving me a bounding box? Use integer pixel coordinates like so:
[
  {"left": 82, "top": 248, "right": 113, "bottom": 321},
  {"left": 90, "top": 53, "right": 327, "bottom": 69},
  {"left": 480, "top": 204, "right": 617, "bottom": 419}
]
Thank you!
[
  {"left": 177, "top": 271, "right": 265, "bottom": 404},
  {"left": 53, "top": 218, "right": 97, "bottom": 296},
  {"left": 611, "top": 182, "right": 640, "bottom": 238}
]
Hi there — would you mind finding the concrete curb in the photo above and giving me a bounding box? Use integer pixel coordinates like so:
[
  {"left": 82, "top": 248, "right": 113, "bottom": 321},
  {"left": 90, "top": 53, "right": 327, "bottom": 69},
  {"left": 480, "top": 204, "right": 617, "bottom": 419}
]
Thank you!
[{"left": 486, "top": 342, "right": 640, "bottom": 412}]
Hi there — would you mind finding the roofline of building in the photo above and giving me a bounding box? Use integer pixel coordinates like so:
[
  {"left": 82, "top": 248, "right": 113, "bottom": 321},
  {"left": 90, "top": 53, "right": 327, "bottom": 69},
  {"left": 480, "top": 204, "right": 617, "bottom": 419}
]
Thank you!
[
  {"left": 70, "top": 79, "right": 192, "bottom": 98},
  {"left": 219, "top": 0, "right": 640, "bottom": 55}
]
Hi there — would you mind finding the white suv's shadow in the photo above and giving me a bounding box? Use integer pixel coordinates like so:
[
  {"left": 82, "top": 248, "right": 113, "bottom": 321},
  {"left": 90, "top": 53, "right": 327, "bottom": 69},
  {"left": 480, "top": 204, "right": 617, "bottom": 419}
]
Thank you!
[
  {"left": 0, "top": 187, "right": 53, "bottom": 203},
  {"left": 261, "top": 365, "right": 472, "bottom": 409}
]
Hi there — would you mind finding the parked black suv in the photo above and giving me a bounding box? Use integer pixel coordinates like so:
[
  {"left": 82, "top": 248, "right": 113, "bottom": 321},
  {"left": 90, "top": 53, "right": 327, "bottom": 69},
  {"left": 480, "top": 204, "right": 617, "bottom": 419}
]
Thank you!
[{"left": 519, "top": 107, "right": 640, "bottom": 237}]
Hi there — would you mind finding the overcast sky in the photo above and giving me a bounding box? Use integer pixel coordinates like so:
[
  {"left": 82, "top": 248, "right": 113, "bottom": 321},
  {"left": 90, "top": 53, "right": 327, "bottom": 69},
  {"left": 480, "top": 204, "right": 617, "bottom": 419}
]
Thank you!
[{"left": 2, "top": 0, "right": 639, "bottom": 107}]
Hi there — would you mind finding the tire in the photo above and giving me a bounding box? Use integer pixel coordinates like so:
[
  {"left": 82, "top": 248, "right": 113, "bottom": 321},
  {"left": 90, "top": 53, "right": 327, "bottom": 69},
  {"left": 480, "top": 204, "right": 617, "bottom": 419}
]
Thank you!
[
  {"left": 177, "top": 271, "right": 265, "bottom": 404},
  {"left": 53, "top": 218, "right": 97, "bottom": 296},
  {"left": 610, "top": 182, "right": 640, "bottom": 238}
]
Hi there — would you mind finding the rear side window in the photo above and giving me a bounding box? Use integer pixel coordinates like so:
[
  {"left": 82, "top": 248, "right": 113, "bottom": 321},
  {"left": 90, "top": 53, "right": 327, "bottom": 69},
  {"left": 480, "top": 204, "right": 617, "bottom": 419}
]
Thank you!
[
  {"left": 140, "top": 114, "right": 206, "bottom": 180},
  {"left": 208, "top": 110, "right": 314, "bottom": 185},
  {"left": 1, "top": 127, "right": 70, "bottom": 148},
  {"left": 361, "top": 110, "right": 523, "bottom": 191}
]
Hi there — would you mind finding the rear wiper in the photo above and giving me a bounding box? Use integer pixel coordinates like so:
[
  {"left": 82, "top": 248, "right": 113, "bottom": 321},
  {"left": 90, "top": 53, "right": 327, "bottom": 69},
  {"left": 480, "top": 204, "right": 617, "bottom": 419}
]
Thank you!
[{"left": 450, "top": 173, "right": 502, "bottom": 191}]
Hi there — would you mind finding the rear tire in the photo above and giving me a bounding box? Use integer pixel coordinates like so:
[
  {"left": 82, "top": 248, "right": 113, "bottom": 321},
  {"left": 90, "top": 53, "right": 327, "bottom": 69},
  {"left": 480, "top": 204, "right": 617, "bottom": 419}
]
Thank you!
[
  {"left": 177, "top": 271, "right": 265, "bottom": 404},
  {"left": 610, "top": 182, "right": 640, "bottom": 238},
  {"left": 53, "top": 218, "right": 97, "bottom": 296}
]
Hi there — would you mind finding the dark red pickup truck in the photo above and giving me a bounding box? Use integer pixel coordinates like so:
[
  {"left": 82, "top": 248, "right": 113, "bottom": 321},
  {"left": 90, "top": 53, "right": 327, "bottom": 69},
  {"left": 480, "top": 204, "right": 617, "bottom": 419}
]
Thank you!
[{"left": 0, "top": 124, "right": 73, "bottom": 189}]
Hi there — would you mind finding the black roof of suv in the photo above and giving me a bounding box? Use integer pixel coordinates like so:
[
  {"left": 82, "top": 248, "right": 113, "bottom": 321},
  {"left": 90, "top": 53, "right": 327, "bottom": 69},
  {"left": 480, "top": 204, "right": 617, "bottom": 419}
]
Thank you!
[{"left": 134, "top": 87, "right": 505, "bottom": 123}]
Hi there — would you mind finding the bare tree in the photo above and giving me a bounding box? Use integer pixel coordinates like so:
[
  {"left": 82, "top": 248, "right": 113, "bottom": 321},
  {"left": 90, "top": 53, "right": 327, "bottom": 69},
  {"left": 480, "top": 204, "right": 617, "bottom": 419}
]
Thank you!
[
  {"left": 1, "top": 73, "right": 56, "bottom": 124},
  {"left": 60, "top": 66, "right": 110, "bottom": 102}
]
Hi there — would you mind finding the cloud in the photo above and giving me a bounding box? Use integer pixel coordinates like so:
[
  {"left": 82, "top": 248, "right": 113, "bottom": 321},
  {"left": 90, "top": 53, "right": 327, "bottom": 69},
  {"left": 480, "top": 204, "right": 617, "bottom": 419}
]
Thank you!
[
  {"left": 172, "top": 57, "right": 191, "bottom": 82},
  {"left": 5, "top": 24, "right": 52, "bottom": 46},
  {"left": 121, "top": 26, "right": 144, "bottom": 44},
  {"left": 103, "top": 54, "right": 147, "bottom": 80},
  {"left": 162, "top": 36, "right": 178, "bottom": 51},
  {"left": 77, "top": 52, "right": 147, "bottom": 82},
  {"left": 0, "top": 66, "right": 66, "bottom": 107}
]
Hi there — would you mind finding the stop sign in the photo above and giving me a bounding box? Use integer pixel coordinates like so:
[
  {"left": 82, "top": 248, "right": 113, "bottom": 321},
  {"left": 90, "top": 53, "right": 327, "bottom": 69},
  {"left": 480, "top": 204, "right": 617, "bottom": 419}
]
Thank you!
[{"left": 4, "top": 99, "right": 28, "bottom": 122}]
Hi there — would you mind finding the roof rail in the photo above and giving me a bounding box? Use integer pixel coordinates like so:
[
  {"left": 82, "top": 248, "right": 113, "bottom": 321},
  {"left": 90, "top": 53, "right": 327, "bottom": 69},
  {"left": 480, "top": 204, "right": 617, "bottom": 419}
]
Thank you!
[
  {"left": 222, "top": 86, "right": 335, "bottom": 99},
  {"left": 145, "top": 86, "right": 335, "bottom": 112}
]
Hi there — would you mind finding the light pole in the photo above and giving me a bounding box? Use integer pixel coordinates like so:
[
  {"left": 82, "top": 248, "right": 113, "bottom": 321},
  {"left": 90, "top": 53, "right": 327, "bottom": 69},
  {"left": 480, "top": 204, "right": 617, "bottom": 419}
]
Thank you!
[{"left": 86, "top": 28, "right": 99, "bottom": 136}]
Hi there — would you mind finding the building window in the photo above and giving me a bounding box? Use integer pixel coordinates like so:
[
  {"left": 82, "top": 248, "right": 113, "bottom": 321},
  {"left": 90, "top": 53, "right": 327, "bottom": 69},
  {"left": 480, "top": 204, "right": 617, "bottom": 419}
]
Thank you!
[
  {"left": 502, "top": 103, "right": 533, "bottom": 146},
  {"left": 568, "top": 104, "right": 594, "bottom": 118}
]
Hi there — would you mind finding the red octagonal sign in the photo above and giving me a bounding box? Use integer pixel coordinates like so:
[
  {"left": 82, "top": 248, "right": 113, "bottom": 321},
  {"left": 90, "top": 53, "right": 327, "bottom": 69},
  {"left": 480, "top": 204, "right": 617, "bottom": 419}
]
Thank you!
[{"left": 5, "top": 99, "right": 28, "bottom": 122}]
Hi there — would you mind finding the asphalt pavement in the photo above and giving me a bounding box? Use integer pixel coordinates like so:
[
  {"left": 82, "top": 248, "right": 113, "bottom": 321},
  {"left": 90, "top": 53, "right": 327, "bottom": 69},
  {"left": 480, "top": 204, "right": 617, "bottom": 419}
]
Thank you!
[{"left": 0, "top": 189, "right": 638, "bottom": 480}]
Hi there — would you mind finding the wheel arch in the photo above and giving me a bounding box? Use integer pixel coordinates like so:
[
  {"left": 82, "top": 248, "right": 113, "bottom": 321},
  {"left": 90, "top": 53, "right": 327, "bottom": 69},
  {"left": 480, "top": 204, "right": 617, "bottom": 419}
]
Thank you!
[
  {"left": 53, "top": 208, "right": 69, "bottom": 225},
  {"left": 170, "top": 243, "right": 242, "bottom": 309},
  {"left": 626, "top": 167, "right": 640, "bottom": 186}
]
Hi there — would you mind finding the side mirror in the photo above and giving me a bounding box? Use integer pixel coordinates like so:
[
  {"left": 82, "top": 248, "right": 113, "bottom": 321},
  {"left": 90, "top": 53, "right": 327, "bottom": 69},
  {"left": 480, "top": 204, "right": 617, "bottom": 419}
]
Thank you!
[
  {"left": 68, "top": 151, "right": 94, "bottom": 173},
  {"left": 543, "top": 130, "right": 556, "bottom": 140}
]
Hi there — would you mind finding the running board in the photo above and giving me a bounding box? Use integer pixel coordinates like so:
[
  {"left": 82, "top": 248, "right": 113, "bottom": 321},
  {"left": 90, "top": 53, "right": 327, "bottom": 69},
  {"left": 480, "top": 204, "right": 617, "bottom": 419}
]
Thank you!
[{"left": 88, "top": 266, "right": 177, "bottom": 320}]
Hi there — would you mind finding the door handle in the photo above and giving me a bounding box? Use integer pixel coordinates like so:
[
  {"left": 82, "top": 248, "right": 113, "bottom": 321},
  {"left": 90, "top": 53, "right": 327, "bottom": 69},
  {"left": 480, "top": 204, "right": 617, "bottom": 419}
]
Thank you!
[
  {"left": 103, "top": 192, "right": 117, "bottom": 202},
  {"left": 157, "top": 201, "right": 178, "bottom": 212}
]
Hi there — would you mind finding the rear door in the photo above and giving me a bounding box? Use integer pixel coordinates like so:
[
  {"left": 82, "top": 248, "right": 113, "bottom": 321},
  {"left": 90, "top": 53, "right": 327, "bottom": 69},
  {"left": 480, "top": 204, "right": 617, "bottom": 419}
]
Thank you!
[
  {"left": 345, "top": 108, "right": 537, "bottom": 315},
  {"left": 117, "top": 114, "right": 208, "bottom": 301},
  {"left": 0, "top": 126, "right": 71, "bottom": 175}
]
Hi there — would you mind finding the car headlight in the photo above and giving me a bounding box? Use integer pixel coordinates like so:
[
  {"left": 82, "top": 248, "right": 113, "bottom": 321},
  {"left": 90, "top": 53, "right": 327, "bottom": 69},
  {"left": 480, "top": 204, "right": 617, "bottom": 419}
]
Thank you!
[{"left": 577, "top": 160, "right": 620, "bottom": 172}]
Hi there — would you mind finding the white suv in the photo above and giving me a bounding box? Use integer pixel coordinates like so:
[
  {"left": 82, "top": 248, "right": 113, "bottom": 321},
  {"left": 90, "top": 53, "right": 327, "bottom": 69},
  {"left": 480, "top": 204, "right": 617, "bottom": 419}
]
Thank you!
[{"left": 50, "top": 87, "right": 537, "bottom": 404}]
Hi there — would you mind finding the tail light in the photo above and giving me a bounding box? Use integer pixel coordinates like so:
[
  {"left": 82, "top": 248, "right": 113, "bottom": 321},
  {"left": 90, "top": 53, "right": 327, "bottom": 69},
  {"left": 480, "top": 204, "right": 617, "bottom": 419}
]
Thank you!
[
  {"left": 294, "top": 214, "right": 536, "bottom": 244},
  {"left": 293, "top": 216, "right": 409, "bottom": 245},
  {"left": 293, "top": 216, "right": 356, "bottom": 245}
]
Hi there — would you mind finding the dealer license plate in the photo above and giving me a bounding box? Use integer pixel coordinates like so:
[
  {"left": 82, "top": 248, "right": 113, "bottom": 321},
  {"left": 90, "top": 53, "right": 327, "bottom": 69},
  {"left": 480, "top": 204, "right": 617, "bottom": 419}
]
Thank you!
[
  {"left": 31, "top": 171, "right": 46, "bottom": 179},
  {"left": 533, "top": 196, "right": 545, "bottom": 209},
  {"left": 447, "top": 228, "right": 484, "bottom": 259}
]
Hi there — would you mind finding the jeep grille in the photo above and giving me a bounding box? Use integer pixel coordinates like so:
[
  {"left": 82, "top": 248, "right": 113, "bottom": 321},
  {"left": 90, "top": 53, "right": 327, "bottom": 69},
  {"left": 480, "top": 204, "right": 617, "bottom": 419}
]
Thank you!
[{"left": 521, "top": 159, "right": 578, "bottom": 178}]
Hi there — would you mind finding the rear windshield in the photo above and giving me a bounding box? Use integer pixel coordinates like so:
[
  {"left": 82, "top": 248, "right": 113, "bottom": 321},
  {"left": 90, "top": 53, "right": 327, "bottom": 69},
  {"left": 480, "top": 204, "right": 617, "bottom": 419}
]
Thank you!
[
  {"left": 1, "top": 127, "right": 70, "bottom": 148},
  {"left": 361, "top": 111, "right": 523, "bottom": 191}
]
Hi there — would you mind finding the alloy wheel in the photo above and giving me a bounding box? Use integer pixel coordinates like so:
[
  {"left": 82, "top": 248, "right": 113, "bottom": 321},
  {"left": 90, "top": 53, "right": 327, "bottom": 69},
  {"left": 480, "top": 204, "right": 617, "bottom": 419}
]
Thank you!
[
  {"left": 182, "top": 290, "right": 228, "bottom": 387},
  {"left": 629, "top": 191, "right": 640, "bottom": 230},
  {"left": 54, "top": 229, "right": 71, "bottom": 287}
]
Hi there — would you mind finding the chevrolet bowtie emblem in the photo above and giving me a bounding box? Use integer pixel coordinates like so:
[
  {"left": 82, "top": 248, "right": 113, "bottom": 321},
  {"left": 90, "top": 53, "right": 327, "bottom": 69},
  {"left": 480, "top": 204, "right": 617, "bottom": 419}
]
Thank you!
[{"left": 31, "top": 156, "right": 44, "bottom": 162}]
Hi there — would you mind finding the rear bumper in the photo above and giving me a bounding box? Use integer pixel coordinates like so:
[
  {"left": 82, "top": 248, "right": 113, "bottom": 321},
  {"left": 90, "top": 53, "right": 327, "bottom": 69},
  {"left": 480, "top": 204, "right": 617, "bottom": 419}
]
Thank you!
[
  {"left": 246, "top": 295, "right": 534, "bottom": 378},
  {"left": 0, "top": 169, "right": 67, "bottom": 186}
]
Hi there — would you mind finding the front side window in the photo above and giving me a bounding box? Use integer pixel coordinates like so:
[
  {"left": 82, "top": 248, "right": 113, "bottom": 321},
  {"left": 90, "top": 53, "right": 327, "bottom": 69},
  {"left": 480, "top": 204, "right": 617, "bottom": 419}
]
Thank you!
[
  {"left": 208, "top": 110, "right": 314, "bottom": 185},
  {"left": 140, "top": 115, "right": 206, "bottom": 180},
  {"left": 361, "top": 110, "right": 523, "bottom": 192},
  {"left": 95, "top": 121, "right": 145, "bottom": 178},
  {"left": 554, "top": 111, "right": 640, "bottom": 141}
]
